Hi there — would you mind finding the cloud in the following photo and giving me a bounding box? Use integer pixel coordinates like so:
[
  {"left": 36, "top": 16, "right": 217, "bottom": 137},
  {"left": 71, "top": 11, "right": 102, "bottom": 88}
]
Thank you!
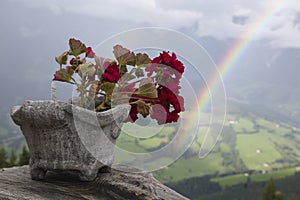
[
  {"left": 11, "top": 0, "right": 202, "bottom": 30},
  {"left": 6, "top": 0, "right": 300, "bottom": 48},
  {"left": 156, "top": 0, "right": 300, "bottom": 48},
  {"left": 232, "top": 16, "right": 249, "bottom": 26},
  {"left": 232, "top": 9, "right": 251, "bottom": 25},
  {"left": 292, "top": 12, "right": 300, "bottom": 30}
]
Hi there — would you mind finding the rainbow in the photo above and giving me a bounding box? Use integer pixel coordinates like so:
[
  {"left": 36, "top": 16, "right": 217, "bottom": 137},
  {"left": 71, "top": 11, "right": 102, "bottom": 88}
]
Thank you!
[{"left": 190, "top": 0, "right": 286, "bottom": 157}]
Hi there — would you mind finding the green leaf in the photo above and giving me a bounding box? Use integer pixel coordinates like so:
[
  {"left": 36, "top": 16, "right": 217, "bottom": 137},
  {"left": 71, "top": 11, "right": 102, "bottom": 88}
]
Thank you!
[
  {"left": 78, "top": 63, "right": 95, "bottom": 76},
  {"left": 69, "top": 38, "right": 87, "bottom": 57},
  {"left": 113, "top": 45, "right": 136, "bottom": 66},
  {"left": 86, "top": 80, "right": 100, "bottom": 87},
  {"left": 55, "top": 51, "right": 69, "bottom": 65},
  {"left": 96, "top": 102, "right": 110, "bottom": 111},
  {"left": 100, "top": 82, "right": 116, "bottom": 94},
  {"left": 135, "top": 78, "right": 157, "bottom": 98},
  {"left": 119, "top": 65, "right": 128, "bottom": 76},
  {"left": 136, "top": 53, "right": 151, "bottom": 66},
  {"left": 120, "top": 73, "right": 136, "bottom": 82},
  {"left": 135, "top": 68, "right": 144, "bottom": 78}
]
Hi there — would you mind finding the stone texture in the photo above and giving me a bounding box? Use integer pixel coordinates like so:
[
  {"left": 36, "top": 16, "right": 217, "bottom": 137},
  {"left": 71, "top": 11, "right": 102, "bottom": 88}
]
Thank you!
[
  {"left": 0, "top": 165, "right": 189, "bottom": 200},
  {"left": 11, "top": 100, "right": 130, "bottom": 181}
]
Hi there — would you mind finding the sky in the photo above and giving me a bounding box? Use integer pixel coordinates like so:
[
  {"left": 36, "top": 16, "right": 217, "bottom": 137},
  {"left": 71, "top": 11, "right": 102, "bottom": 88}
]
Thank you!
[
  {"left": 4, "top": 0, "right": 300, "bottom": 47},
  {"left": 0, "top": 0, "right": 300, "bottom": 112}
]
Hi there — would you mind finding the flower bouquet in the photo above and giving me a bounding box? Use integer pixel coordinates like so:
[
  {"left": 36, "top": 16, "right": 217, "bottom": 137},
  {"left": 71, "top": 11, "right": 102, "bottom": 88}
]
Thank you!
[{"left": 53, "top": 38, "right": 185, "bottom": 124}]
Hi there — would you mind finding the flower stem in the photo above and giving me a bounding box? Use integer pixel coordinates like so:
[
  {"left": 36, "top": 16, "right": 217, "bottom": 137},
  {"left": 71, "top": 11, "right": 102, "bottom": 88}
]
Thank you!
[{"left": 80, "top": 74, "right": 86, "bottom": 107}]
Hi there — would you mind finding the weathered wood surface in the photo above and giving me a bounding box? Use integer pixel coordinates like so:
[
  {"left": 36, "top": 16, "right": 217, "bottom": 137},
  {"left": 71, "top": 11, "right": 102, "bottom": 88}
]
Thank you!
[{"left": 0, "top": 165, "right": 189, "bottom": 200}]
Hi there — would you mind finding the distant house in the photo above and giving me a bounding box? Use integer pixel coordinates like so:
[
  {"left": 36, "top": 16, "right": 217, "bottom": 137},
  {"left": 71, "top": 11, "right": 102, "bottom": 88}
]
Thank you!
[
  {"left": 256, "top": 149, "right": 261, "bottom": 154},
  {"left": 229, "top": 120, "right": 238, "bottom": 125}
]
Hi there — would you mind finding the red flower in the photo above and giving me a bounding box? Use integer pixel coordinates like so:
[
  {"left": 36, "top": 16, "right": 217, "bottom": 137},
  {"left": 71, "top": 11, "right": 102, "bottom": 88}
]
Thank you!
[
  {"left": 172, "top": 59, "right": 184, "bottom": 75},
  {"left": 128, "top": 104, "right": 138, "bottom": 122},
  {"left": 101, "top": 62, "right": 120, "bottom": 83},
  {"left": 149, "top": 86, "right": 184, "bottom": 124},
  {"left": 173, "top": 95, "right": 184, "bottom": 112},
  {"left": 164, "top": 87, "right": 183, "bottom": 112},
  {"left": 161, "top": 51, "right": 172, "bottom": 64},
  {"left": 70, "top": 58, "right": 76, "bottom": 65},
  {"left": 148, "top": 51, "right": 184, "bottom": 75},
  {"left": 166, "top": 111, "right": 179, "bottom": 123},
  {"left": 86, "top": 47, "right": 95, "bottom": 58}
]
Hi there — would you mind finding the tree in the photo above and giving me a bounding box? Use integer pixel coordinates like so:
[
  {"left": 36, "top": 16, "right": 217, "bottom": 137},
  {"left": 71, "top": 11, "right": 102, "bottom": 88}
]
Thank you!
[
  {"left": 18, "top": 146, "right": 30, "bottom": 166},
  {"left": 0, "top": 147, "right": 8, "bottom": 168},
  {"left": 8, "top": 149, "right": 17, "bottom": 167},
  {"left": 261, "top": 178, "right": 284, "bottom": 200}
]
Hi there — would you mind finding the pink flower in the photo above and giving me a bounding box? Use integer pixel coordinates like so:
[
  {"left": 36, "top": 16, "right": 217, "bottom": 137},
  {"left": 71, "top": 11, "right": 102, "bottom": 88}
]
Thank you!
[
  {"left": 86, "top": 47, "right": 95, "bottom": 58},
  {"left": 165, "top": 80, "right": 181, "bottom": 94},
  {"left": 151, "top": 104, "right": 167, "bottom": 124},
  {"left": 145, "top": 63, "right": 158, "bottom": 77},
  {"left": 162, "top": 71, "right": 171, "bottom": 79}
]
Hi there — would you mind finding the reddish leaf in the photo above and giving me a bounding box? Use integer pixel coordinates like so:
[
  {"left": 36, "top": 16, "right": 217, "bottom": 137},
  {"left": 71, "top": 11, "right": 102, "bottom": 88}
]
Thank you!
[
  {"left": 55, "top": 51, "right": 69, "bottom": 65},
  {"left": 113, "top": 45, "right": 136, "bottom": 66},
  {"left": 135, "top": 78, "right": 157, "bottom": 98},
  {"left": 135, "top": 68, "right": 144, "bottom": 78},
  {"left": 136, "top": 53, "right": 151, "bottom": 66},
  {"left": 136, "top": 99, "right": 152, "bottom": 118},
  {"left": 100, "top": 82, "right": 116, "bottom": 94},
  {"left": 69, "top": 38, "right": 87, "bottom": 57},
  {"left": 53, "top": 69, "right": 72, "bottom": 83}
]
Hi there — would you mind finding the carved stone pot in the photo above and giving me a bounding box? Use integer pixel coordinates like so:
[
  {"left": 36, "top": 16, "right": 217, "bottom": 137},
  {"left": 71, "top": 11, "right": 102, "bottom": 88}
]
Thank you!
[{"left": 10, "top": 100, "right": 129, "bottom": 181}]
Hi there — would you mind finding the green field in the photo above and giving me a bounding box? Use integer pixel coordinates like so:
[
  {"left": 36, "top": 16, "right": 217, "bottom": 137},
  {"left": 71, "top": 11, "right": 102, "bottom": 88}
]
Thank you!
[
  {"left": 256, "top": 118, "right": 290, "bottom": 135},
  {"left": 156, "top": 153, "right": 225, "bottom": 183},
  {"left": 115, "top": 133, "right": 147, "bottom": 153},
  {"left": 138, "top": 137, "right": 164, "bottom": 150},
  {"left": 211, "top": 174, "right": 248, "bottom": 188},
  {"left": 211, "top": 167, "right": 298, "bottom": 188},
  {"left": 219, "top": 143, "right": 231, "bottom": 153},
  {"left": 232, "top": 118, "right": 256, "bottom": 133},
  {"left": 236, "top": 130, "right": 282, "bottom": 170},
  {"left": 113, "top": 111, "right": 300, "bottom": 184},
  {"left": 250, "top": 167, "right": 298, "bottom": 182}
]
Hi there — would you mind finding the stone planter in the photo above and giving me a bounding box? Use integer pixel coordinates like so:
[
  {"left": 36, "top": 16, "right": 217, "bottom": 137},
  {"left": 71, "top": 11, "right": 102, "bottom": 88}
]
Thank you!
[{"left": 10, "top": 100, "right": 130, "bottom": 181}]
